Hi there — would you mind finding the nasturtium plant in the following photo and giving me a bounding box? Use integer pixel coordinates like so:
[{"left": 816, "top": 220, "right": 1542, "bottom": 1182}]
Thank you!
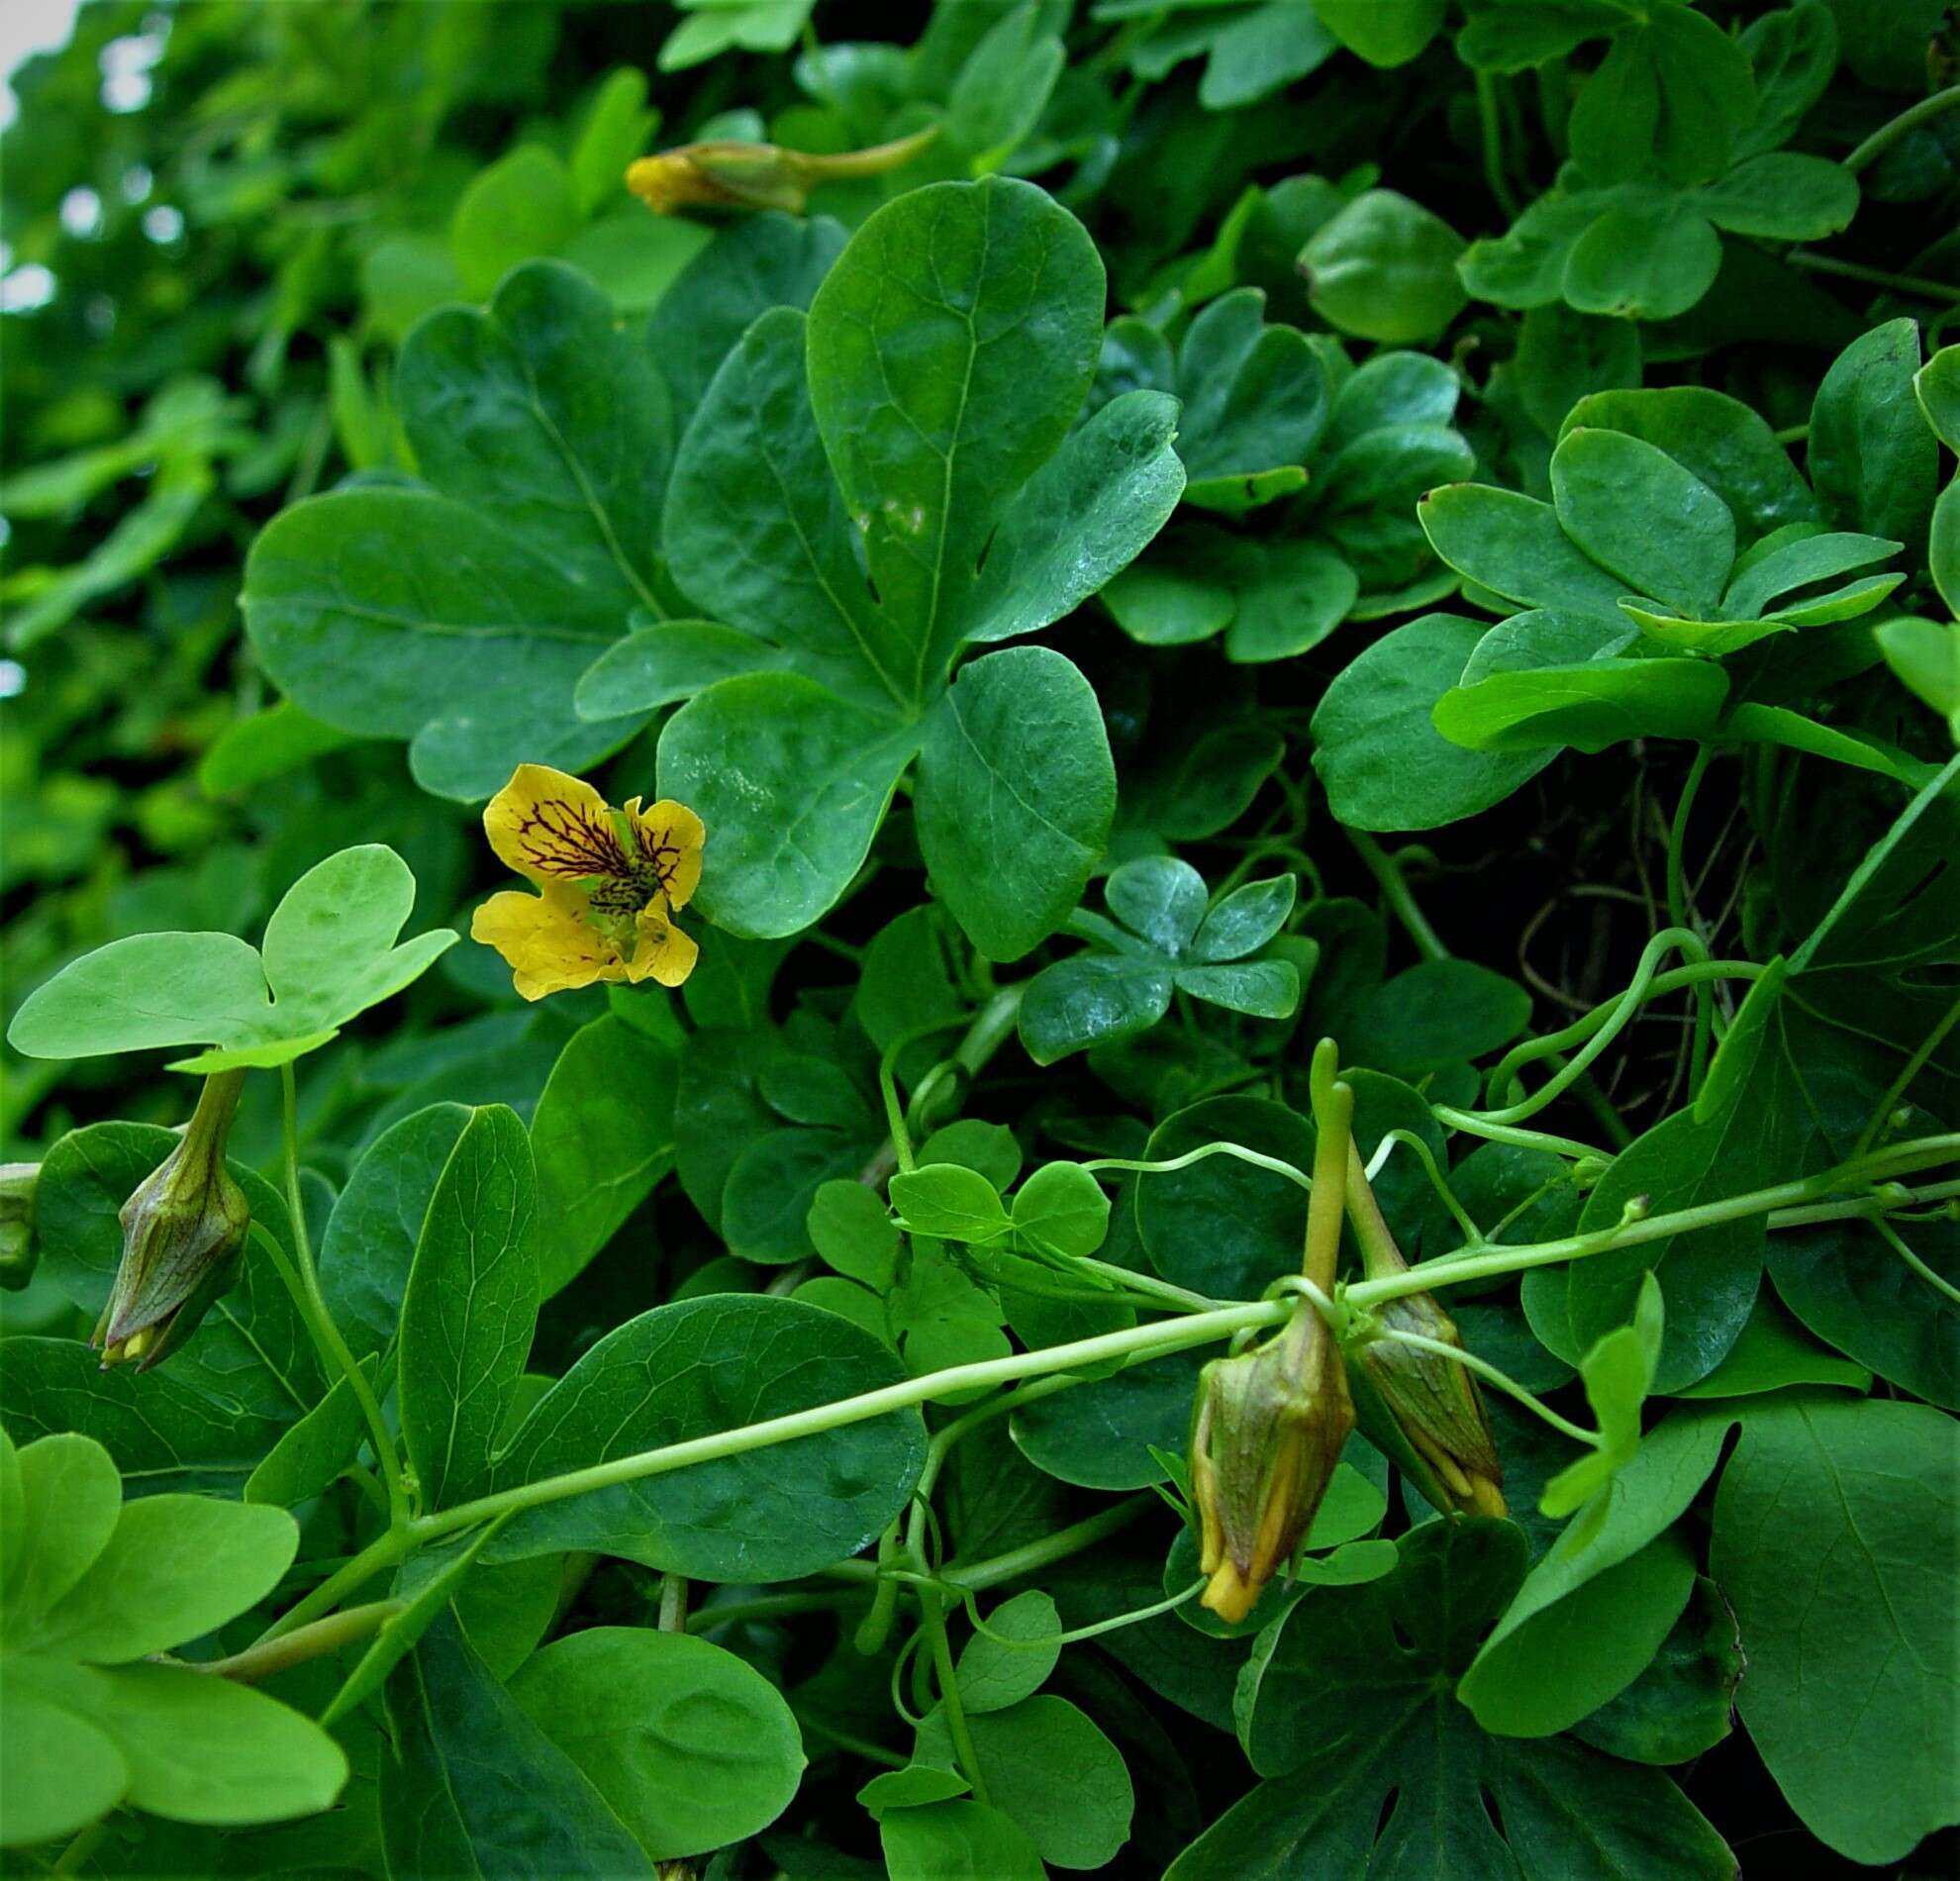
[{"left": 5, "top": 2, "right": 1960, "bottom": 1877}]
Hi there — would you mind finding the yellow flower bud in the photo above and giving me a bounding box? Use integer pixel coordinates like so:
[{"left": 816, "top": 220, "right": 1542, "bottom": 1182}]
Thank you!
[
  {"left": 95, "top": 1070, "right": 250, "bottom": 1371},
  {"left": 625, "top": 128, "right": 937, "bottom": 219},
  {"left": 1345, "top": 1141, "right": 1504, "bottom": 1518},
  {"left": 1191, "top": 1308, "right": 1354, "bottom": 1624}
]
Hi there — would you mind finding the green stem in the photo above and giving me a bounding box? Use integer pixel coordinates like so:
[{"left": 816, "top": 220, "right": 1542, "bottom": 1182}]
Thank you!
[
  {"left": 1785, "top": 251, "right": 1960, "bottom": 306},
  {"left": 201, "top": 1601, "right": 402, "bottom": 1682},
  {"left": 689, "top": 1591, "right": 868, "bottom": 1634},
  {"left": 1425, "top": 1109, "right": 1609, "bottom": 1162},
  {"left": 1665, "top": 746, "right": 1717, "bottom": 1091},
  {"left": 410, "top": 1305, "right": 1284, "bottom": 1549},
  {"left": 1347, "top": 830, "right": 1448, "bottom": 962},
  {"left": 1477, "top": 929, "right": 1721, "bottom": 1126},
  {"left": 924, "top": 1597, "right": 989, "bottom": 1804},
  {"left": 1475, "top": 71, "right": 1524, "bottom": 220},
  {"left": 1348, "top": 1135, "right": 1960, "bottom": 1307},
  {"left": 1843, "top": 84, "right": 1960, "bottom": 173},
  {"left": 1873, "top": 1218, "right": 1960, "bottom": 1311},
  {"left": 1852, "top": 992, "right": 1960, "bottom": 1162},
  {"left": 1080, "top": 1141, "right": 1313, "bottom": 1193},
  {"left": 276, "top": 1063, "right": 405, "bottom": 1524},
  {"left": 941, "top": 1496, "right": 1155, "bottom": 1593}
]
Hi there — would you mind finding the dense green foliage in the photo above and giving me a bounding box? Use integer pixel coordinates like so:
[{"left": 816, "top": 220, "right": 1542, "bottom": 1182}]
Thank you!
[{"left": 3, "top": 2, "right": 1958, "bottom": 1876}]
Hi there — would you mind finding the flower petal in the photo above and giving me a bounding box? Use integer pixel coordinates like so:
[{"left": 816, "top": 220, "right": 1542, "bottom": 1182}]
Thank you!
[
  {"left": 485, "top": 764, "right": 635, "bottom": 893},
  {"left": 471, "top": 890, "right": 626, "bottom": 1001},
  {"left": 629, "top": 900, "right": 700, "bottom": 988},
  {"left": 625, "top": 797, "right": 706, "bottom": 910}
]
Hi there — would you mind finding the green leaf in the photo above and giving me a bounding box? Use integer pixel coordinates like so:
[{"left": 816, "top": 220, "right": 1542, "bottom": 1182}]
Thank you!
[
  {"left": 397, "top": 262, "right": 669, "bottom": 609},
  {"left": 1694, "top": 152, "right": 1858, "bottom": 241},
  {"left": 959, "top": 391, "right": 1186, "bottom": 644},
  {"left": 1106, "top": 856, "right": 1209, "bottom": 955},
  {"left": 1313, "top": 614, "right": 1555, "bottom": 831},
  {"left": 1182, "top": 1517, "right": 1734, "bottom": 1878},
  {"left": 1551, "top": 428, "right": 1735, "bottom": 613},
  {"left": 568, "top": 68, "right": 654, "bottom": 217},
  {"left": 1011, "top": 1163, "right": 1111, "bottom": 1260},
  {"left": 1916, "top": 344, "right": 1960, "bottom": 453},
  {"left": 947, "top": 2, "right": 1065, "bottom": 171},
  {"left": 245, "top": 1356, "right": 382, "bottom": 1508},
  {"left": 1, "top": 1433, "right": 121, "bottom": 1627},
  {"left": 382, "top": 1610, "right": 651, "bottom": 1878},
  {"left": 511, "top": 1628, "right": 805, "bottom": 1860},
  {"left": 918, "top": 1695, "right": 1134, "bottom": 1869},
  {"left": 1572, "top": 1573, "right": 1741, "bottom": 1764},
  {"left": 1353, "top": 958, "right": 1531, "bottom": 1073},
  {"left": 658, "top": 672, "right": 918, "bottom": 939},
  {"left": 1301, "top": 190, "right": 1466, "bottom": 346},
  {"left": 399, "top": 1105, "right": 539, "bottom": 1512},
  {"left": 646, "top": 213, "right": 846, "bottom": 429},
  {"left": 891, "top": 1164, "right": 1012, "bottom": 1244},
  {"left": 529, "top": 1017, "right": 677, "bottom": 1296},
  {"left": 1011, "top": 1347, "right": 1209, "bottom": 1490},
  {"left": 1514, "top": 303, "right": 1642, "bottom": 440},
  {"left": 245, "top": 262, "right": 664, "bottom": 801},
  {"left": 322, "top": 1103, "right": 473, "bottom": 1361},
  {"left": 1167, "top": 290, "right": 1330, "bottom": 504},
  {"left": 1174, "top": 959, "right": 1300, "bottom": 1019},
  {"left": 955, "top": 1590, "right": 1062, "bottom": 1714},
  {"left": 1419, "top": 485, "right": 1629, "bottom": 621},
  {"left": 1461, "top": 1407, "right": 1731, "bottom": 1734},
  {"left": 9, "top": 845, "right": 454, "bottom": 1071},
  {"left": 916, "top": 646, "right": 1116, "bottom": 962},
  {"left": 0, "top": 1665, "right": 128, "bottom": 1846},
  {"left": 1561, "top": 383, "right": 1814, "bottom": 544},
  {"left": 1712, "top": 1397, "right": 1960, "bottom": 1863},
  {"left": 663, "top": 308, "right": 907, "bottom": 714},
  {"left": 484, "top": 1295, "right": 926, "bottom": 1580},
  {"left": 1134, "top": 1096, "right": 1312, "bottom": 1300},
  {"left": 1810, "top": 317, "right": 1937, "bottom": 556},
  {"left": 449, "top": 148, "right": 579, "bottom": 299},
  {"left": 1540, "top": 1272, "right": 1664, "bottom": 1517},
  {"left": 1314, "top": 0, "right": 1446, "bottom": 66},
  {"left": 859, "top": 1764, "right": 972, "bottom": 1817},
  {"left": 881, "top": 1799, "right": 1044, "bottom": 1881},
  {"left": 1733, "top": 1, "right": 1839, "bottom": 161},
  {"left": 1434, "top": 656, "right": 1731, "bottom": 754},
  {"left": 1190, "top": 875, "right": 1295, "bottom": 962},
  {"left": 15, "top": 1493, "right": 294, "bottom": 1663},
  {"left": 1562, "top": 199, "right": 1721, "bottom": 323},
  {"left": 806, "top": 177, "right": 1105, "bottom": 696},
  {"left": 1018, "top": 954, "right": 1175, "bottom": 1065}
]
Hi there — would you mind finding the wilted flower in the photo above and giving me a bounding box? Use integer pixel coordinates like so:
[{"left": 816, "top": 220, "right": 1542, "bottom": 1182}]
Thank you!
[
  {"left": 0, "top": 1163, "right": 37, "bottom": 1292},
  {"left": 97, "top": 1070, "right": 249, "bottom": 1370},
  {"left": 1190, "top": 1307, "right": 1354, "bottom": 1624},
  {"left": 625, "top": 127, "right": 936, "bottom": 218},
  {"left": 1345, "top": 1141, "right": 1505, "bottom": 1518},
  {"left": 470, "top": 764, "right": 703, "bottom": 1001}
]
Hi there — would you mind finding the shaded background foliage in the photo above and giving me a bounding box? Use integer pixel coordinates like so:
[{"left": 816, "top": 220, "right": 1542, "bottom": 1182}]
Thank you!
[{"left": 2, "top": 2, "right": 1958, "bottom": 1877}]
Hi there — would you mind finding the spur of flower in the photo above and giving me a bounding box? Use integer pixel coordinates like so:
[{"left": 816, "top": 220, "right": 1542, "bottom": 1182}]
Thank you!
[{"left": 471, "top": 764, "right": 704, "bottom": 1000}]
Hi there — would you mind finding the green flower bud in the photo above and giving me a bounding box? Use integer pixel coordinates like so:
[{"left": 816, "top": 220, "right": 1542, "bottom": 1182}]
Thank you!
[
  {"left": 1346, "top": 1141, "right": 1505, "bottom": 1518},
  {"left": 1191, "top": 1307, "right": 1354, "bottom": 1624},
  {"left": 0, "top": 1163, "right": 38, "bottom": 1291},
  {"left": 95, "top": 1071, "right": 249, "bottom": 1371}
]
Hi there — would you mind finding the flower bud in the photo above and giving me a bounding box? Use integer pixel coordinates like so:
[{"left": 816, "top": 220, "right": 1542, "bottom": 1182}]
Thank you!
[
  {"left": 95, "top": 1071, "right": 249, "bottom": 1371},
  {"left": 0, "top": 1162, "right": 38, "bottom": 1291},
  {"left": 625, "top": 128, "right": 936, "bottom": 219},
  {"left": 1345, "top": 1142, "right": 1504, "bottom": 1518},
  {"left": 1191, "top": 1308, "right": 1354, "bottom": 1624}
]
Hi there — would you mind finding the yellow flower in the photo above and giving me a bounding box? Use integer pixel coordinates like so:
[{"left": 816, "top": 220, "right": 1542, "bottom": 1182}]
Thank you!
[{"left": 470, "top": 764, "right": 704, "bottom": 1001}]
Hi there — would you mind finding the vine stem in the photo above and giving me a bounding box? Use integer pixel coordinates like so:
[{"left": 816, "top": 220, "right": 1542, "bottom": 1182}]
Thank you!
[
  {"left": 1664, "top": 745, "right": 1716, "bottom": 1090},
  {"left": 1785, "top": 251, "right": 1960, "bottom": 306},
  {"left": 277, "top": 1064, "right": 406, "bottom": 1525},
  {"left": 1346, "top": 829, "right": 1632, "bottom": 1147},
  {"left": 1843, "top": 84, "right": 1960, "bottom": 173},
  {"left": 255, "top": 1140, "right": 1959, "bottom": 1635}
]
